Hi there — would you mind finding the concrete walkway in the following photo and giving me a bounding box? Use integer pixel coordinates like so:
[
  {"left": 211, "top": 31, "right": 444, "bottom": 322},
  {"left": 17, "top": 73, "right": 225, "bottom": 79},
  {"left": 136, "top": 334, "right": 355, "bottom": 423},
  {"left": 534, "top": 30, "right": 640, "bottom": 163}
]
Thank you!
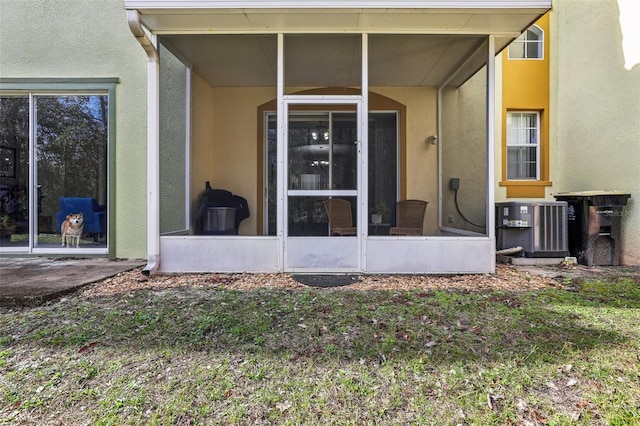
[{"left": 0, "top": 257, "right": 144, "bottom": 307}]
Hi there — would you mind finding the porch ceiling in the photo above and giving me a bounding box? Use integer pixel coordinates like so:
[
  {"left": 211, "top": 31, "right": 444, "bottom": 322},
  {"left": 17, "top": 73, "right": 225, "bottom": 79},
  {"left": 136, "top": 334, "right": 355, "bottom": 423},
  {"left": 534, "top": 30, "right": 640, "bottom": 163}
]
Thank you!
[{"left": 129, "top": 3, "right": 550, "bottom": 87}]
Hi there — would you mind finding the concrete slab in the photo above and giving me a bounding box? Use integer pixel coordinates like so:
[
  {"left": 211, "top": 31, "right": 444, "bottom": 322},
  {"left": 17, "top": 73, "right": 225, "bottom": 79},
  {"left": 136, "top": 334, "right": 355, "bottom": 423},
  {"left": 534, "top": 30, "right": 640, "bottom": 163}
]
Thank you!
[
  {"left": 0, "top": 257, "right": 144, "bottom": 307},
  {"left": 496, "top": 255, "right": 565, "bottom": 266}
]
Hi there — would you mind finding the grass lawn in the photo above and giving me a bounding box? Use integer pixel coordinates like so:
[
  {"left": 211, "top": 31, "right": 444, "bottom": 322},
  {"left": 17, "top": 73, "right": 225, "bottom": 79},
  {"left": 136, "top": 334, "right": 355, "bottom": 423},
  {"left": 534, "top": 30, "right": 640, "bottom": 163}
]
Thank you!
[{"left": 1, "top": 275, "right": 639, "bottom": 425}]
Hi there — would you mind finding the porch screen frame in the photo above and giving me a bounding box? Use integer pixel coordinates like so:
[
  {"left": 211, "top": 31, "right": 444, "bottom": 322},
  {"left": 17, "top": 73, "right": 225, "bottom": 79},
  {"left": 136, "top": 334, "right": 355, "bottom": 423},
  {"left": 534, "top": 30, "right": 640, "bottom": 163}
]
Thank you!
[
  {"left": 158, "top": 42, "right": 191, "bottom": 235},
  {"left": 276, "top": 33, "right": 369, "bottom": 272},
  {"left": 435, "top": 35, "right": 496, "bottom": 240},
  {"left": 263, "top": 108, "right": 400, "bottom": 238}
]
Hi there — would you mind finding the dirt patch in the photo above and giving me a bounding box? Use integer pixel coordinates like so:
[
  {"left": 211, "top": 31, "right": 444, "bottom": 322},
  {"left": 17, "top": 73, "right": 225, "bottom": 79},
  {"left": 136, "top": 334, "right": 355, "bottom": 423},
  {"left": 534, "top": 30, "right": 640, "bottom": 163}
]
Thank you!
[
  {"left": 293, "top": 274, "right": 361, "bottom": 287},
  {"left": 79, "top": 264, "right": 566, "bottom": 298}
]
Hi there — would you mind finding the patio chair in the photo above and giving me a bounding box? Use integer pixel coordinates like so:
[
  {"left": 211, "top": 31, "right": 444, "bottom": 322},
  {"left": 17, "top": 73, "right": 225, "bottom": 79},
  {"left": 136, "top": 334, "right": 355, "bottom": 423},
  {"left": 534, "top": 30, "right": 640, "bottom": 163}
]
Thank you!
[
  {"left": 390, "top": 199, "right": 428, "bottom": 236},
  {"left": 322, "top": 198, "right": 356, "bottom": 236}
]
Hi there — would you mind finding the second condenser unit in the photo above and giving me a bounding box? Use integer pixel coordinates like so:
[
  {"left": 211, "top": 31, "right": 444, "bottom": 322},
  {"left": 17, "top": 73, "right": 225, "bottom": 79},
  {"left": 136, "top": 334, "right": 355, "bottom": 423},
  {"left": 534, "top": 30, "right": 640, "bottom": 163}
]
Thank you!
[{"left": 496, "top": 201, "right": 569, "bottom": 258}]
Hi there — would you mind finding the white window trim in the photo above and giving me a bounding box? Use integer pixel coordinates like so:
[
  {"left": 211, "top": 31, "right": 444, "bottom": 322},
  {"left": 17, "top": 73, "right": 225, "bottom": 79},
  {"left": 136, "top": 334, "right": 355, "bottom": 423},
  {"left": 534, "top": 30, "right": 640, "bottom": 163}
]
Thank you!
[
  {"left": 508, "top": 24, "right": 544, "bottom": 60},
  {"left": 506, "top": 110, "right": 540, "bottom": 181}
]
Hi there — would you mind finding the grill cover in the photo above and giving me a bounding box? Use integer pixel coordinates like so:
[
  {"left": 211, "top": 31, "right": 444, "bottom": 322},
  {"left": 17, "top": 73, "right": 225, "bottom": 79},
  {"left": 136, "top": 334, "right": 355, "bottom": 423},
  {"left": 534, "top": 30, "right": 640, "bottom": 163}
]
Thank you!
[{"left": 194, "top": 182, "right": 250, "bottom": 235}]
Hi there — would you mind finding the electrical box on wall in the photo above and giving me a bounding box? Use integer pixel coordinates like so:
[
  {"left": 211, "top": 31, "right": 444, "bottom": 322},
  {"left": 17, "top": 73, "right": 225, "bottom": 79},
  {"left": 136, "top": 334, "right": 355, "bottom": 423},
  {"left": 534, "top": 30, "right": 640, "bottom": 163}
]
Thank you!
[{"left": 449, "top": 178, "right": 460, "bottom": 190}]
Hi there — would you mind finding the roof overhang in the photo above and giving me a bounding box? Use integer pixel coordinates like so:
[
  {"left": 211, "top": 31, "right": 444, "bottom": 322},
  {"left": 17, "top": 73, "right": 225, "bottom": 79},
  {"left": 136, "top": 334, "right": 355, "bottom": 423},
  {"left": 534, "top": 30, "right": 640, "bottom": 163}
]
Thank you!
[{"left": 124, "top": 1, "right": 551, "bottom": 87}]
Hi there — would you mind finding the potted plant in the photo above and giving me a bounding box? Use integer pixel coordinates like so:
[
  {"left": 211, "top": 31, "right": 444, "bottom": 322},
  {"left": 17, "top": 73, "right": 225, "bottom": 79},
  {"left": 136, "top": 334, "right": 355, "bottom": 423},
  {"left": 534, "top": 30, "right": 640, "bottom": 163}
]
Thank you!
[{"left": 370, "top": 202, "right": 388, "bottom": 224}]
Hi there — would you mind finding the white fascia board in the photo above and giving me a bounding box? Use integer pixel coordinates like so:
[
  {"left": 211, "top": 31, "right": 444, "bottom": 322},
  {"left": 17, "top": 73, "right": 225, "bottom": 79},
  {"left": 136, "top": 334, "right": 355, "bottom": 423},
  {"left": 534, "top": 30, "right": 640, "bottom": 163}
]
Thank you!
[{"left": 124, "top": 1, "right": 552, "bottom": 10}]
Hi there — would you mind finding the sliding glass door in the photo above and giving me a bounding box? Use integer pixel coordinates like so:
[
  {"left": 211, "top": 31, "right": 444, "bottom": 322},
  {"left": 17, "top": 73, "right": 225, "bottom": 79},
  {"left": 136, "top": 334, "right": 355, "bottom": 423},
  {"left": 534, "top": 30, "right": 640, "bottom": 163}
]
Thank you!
[
  {"left": 0, "top": 92, "right": 108, "bottom": 252},
  {"left": 262, "top": 98, "right": 399, "bottom": 271},
  {"left": 0, "top": 96, "right": 29, "bottom": 248},
  {"left": 265, "top": 110, "right": 399, "bottom": 237}
]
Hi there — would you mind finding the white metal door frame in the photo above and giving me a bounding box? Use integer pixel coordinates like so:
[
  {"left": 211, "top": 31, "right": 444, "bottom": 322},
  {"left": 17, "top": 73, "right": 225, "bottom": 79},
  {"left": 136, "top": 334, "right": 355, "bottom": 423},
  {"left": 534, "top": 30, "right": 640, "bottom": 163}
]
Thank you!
[
  {"left": 275, "top": 33, "right": 369, "bottom": 272},
  {"left": 281, "top": 96, "right": 364, "bottom": 272}
]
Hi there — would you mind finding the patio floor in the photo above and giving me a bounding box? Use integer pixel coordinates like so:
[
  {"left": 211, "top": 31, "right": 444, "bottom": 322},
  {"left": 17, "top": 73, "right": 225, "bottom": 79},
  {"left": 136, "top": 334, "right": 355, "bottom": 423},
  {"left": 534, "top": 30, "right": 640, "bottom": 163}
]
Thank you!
[{"left": 0, "top": 257, "right": 144, "bottom": 307}]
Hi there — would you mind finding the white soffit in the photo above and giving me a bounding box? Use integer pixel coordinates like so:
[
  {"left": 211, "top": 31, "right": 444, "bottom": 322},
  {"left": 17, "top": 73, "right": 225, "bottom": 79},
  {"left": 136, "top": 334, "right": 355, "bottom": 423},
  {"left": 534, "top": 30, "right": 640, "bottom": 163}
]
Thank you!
[
  {"left": 132, "top": 9, "right": 547, "bottom": 35},
  {"left": 125, "top": 1, "right": 551, "bottom": 35},
  {"left": 124, "top": 1, "right": 551, "bottom": 9},
  {"left": 129, "top": 1, "right": 550, "bottom": 87}
]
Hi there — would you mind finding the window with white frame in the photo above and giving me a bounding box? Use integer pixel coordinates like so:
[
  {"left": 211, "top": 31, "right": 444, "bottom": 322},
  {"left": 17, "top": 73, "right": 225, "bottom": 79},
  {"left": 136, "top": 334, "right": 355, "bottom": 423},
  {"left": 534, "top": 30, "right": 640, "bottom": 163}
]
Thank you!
[
  {"left": 507, "top": 111, "right": 540, "bottom": 180},
  {"left": 508, "top": 25, "right": 543, "bottom": 59}
]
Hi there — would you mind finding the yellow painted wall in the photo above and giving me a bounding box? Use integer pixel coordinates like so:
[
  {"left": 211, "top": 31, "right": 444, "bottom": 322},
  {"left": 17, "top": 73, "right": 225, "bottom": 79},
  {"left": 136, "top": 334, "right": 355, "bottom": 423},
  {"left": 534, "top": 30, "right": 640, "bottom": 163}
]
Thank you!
[
  {"left": 499, "top": 13, "right": 552, "bottom": 199},
  {"left": 191, "top": 84, "right": 438, "bottom": 236},
  {"left": 373, "top": 87, "right": 439, "bottom": 235},
  {"left": 189, "top": 73, "right": 215, "bottom": 221},
  {"left": 209, "top": 87, "right": 276, "bottom": 235}
]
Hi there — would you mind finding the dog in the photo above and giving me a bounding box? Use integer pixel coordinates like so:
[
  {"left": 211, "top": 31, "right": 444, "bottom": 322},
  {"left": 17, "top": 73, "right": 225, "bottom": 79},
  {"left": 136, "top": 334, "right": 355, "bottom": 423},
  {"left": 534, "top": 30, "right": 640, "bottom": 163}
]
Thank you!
[{"left": 61, "top": 213, "right": 84, "bottom": 248}]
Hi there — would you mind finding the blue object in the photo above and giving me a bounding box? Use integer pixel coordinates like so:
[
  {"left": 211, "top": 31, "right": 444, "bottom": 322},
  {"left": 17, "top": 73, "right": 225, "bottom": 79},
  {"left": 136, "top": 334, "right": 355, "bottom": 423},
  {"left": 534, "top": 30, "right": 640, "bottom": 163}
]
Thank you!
[{"left": 55, "top": 197, "right": 106, "bottom": 235}]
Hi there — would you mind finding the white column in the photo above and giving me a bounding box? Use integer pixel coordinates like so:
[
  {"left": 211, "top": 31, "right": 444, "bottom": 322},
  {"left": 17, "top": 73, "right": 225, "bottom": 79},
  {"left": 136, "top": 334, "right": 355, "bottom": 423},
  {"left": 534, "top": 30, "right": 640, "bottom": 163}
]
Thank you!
[
  {"left": 184, "top": 67, "right": 192, "bottom": 231},
  {"left": 144, "top": 38, "right": 161, "bottom": 275},
  {"left": 127, "top": 10, "right": 161, "bottom": 275},
  {"left": 276, "top": 33, "right": 285, "bottom": 271},
  {"left": 360, "top": 33, "right": 369, "bottom": 271},
  {"left": 437, "top": 87, "right": 443, "bottom": 229},
  {"left": 486, "top": 34, "right": 496, "bottom": 272}
]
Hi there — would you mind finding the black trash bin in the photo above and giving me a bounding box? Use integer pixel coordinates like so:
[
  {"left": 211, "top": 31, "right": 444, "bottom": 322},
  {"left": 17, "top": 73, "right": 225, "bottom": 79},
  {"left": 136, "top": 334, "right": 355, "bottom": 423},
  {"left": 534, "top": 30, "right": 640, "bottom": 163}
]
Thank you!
[{"left": 554, "top": 191, "right": 631, "bottom": 266}]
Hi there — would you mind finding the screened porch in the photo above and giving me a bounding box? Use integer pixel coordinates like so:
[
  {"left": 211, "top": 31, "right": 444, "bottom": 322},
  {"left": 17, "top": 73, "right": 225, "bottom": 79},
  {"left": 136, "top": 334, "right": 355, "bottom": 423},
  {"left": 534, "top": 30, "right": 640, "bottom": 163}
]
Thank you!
[{"left": 125, "top": 2, "right": 551, "bottom": 274}]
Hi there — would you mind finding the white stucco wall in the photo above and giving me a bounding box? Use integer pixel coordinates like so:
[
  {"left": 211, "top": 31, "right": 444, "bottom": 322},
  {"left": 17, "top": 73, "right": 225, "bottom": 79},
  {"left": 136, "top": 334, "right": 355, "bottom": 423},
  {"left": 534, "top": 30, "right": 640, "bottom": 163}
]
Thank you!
[
  {"left": 552, "top": 0, "right": 640, "bottom": 264},
  {"left": 159, "top": 44, "right": 188, "bottom": 234},
  {"left": 441, "top": 71, "right": 488, "bottom": 233},
  {"left": 0, "top": 0, "right": 148, "bottom": 259}
]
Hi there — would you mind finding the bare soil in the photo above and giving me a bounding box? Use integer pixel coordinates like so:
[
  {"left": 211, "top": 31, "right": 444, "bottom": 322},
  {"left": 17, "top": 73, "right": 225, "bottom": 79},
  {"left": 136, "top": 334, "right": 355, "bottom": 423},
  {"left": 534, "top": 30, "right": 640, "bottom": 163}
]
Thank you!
[{"left": 79, "top": 264, "right": 573, "bottom": 298}]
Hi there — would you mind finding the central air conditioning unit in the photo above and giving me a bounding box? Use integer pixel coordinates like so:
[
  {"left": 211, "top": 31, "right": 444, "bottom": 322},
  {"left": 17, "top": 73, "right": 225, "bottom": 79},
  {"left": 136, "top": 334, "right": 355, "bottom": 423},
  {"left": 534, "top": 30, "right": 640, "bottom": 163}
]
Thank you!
[{"left": 496, "top": 201, "right": 569, "bottom": 258}]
